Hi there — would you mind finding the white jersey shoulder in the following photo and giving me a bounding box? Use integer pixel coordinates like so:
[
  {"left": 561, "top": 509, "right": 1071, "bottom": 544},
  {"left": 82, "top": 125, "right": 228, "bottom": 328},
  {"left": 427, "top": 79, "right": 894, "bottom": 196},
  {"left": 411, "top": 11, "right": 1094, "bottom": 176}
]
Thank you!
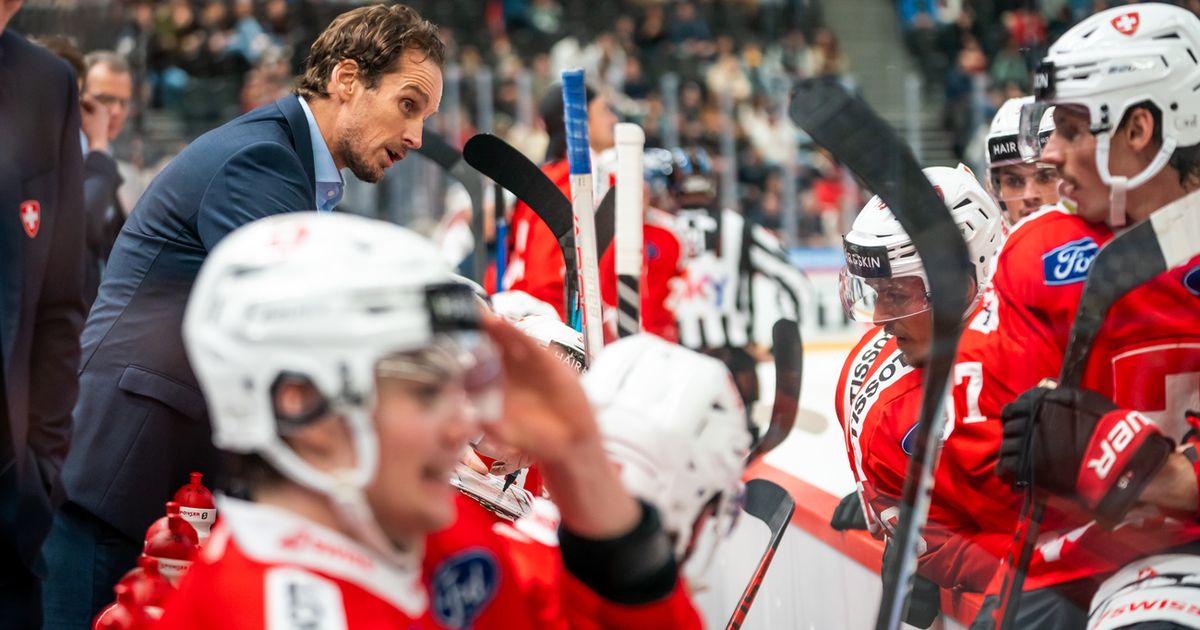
[{"left": 217, "top": 496, "right": 427, "bottom": 616}]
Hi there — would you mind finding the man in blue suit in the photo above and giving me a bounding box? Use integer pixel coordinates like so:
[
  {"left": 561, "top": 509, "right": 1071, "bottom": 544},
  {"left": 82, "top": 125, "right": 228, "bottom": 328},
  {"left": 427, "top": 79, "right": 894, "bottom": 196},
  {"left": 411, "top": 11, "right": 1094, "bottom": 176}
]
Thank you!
[
  {"left": 41, "top": 4, "right": 446, "bottom": 625},
  {"left": 0, "top": 2, "right": 88, "bottom": 627}
]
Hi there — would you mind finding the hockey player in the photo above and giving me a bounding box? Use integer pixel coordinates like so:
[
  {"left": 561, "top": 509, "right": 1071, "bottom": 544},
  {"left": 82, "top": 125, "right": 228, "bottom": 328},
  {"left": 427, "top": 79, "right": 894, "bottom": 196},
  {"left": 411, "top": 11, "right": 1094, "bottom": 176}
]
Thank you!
[
  {"left": 157, "top": 212, "right": 703, "bottom": 629},
  {"left": 952, "top": 3, "right": 1200, "bottom": 626},
  {"left": 429, "top": 333, "right": 752, "bottom": 630},
  {"left": 833, "top": 165, "right": 1004, "bottom": 625},
  {"left": 985, "top": 96, "right": 1061, "bottom": 224},
  {"left": 503, "top": 85, "right": 616, "bottom": 319}
]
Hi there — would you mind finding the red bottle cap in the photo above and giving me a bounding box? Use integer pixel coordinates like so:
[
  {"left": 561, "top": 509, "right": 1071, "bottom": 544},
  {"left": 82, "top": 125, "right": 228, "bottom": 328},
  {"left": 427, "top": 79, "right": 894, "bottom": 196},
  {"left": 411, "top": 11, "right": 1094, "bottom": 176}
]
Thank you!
[{"left": 173, "top": 472, "right": 216, "bottom": 510}]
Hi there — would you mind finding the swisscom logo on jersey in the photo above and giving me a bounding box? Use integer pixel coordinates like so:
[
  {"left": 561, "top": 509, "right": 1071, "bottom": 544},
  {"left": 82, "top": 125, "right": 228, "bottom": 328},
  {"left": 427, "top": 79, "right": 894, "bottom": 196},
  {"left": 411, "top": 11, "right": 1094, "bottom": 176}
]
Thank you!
[
  {"left": 1042, "top": 237, "right": 1099, "bottom": 286},
  {"left": 432, "top": 550, "right": 500, "bottom": 629}
]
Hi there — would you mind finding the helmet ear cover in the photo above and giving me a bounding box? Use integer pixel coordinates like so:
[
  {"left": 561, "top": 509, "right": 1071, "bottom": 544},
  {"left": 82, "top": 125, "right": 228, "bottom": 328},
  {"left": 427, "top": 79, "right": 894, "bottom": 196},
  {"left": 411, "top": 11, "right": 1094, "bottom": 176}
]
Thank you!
[{"left": 270, "top": 372, "right": 332, "bottom": 431}]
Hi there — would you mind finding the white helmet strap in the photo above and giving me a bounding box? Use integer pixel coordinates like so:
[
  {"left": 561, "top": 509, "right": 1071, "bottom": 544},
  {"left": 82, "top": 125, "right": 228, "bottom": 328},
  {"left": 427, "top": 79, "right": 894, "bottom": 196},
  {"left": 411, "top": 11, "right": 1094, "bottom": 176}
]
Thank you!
[
  {"left": 1094, "top": 128, "right": 1178, "bottom": 227},
  {"left": 259, "top": 406, "right": 414, "bottom": 565}
]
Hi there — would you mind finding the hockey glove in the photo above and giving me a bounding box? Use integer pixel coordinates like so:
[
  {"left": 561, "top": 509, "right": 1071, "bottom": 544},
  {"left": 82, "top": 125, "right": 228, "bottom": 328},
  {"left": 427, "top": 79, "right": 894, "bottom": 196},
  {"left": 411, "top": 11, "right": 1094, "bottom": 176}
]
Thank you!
[
  {"left": 830, "top": 491, "right": 869, "bottom": 531},
  {"left": 997, "top": 385, "right": 1174, "bottom": 524},
  {"left": 881, "top": 538, "right": 940, "bottom": 629}
]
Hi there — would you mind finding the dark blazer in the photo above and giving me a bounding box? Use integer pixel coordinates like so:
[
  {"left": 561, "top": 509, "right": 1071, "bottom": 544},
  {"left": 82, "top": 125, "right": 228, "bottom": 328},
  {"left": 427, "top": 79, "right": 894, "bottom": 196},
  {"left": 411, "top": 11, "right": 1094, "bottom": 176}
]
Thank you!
[
  {"left": 82, "top": 150, "right": 126, "bottom": 308},
  {"left": 0, "top": 30, "right": 87, "bottom": 573},
  {"left": 62, "top": 95, "right": 317, "bottom": 540}
]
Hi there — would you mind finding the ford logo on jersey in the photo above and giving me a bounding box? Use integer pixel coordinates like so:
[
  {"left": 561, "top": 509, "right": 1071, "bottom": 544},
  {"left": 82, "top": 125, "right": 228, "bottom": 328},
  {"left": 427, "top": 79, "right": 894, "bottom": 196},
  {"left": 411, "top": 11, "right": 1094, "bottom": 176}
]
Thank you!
[
  {"left": 901, "top": 424, "right": 917, "bottom": 455},
  {"left": 432, "top": 550, "right": 500, "bottom": 629},
  {"left": 1184, "top": 265, "right": 1200, "bottom": 297},
  {"left": 1042, "top": 237, "right": 1099, "bottom": 286}
]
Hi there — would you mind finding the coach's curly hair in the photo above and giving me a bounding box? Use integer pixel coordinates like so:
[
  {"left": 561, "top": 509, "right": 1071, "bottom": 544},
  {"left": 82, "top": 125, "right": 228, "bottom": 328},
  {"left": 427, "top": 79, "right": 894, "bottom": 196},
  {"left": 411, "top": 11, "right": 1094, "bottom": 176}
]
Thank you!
[{"left": 295, "top": 4, "right": 445, "bottom": 100}]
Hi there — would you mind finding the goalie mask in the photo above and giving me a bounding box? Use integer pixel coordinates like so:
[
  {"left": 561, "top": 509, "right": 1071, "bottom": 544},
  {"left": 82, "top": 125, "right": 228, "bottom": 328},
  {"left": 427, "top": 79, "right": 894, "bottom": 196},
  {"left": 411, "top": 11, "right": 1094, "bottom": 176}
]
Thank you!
[
  {"left": 987, "top": 96, "right": 1059, "bottom": 222},
  {"left": 582, "top": 334, "right": 751, "bottom": 561},
  {"left": 1018, "top": 3, "right": 1200, "bottom": 226},
  {"left": 840, "top": 164, "right": 1003, "bottom": 324},
  {"left": 183, "top": 212, "right": 502, "bottom": 561}
]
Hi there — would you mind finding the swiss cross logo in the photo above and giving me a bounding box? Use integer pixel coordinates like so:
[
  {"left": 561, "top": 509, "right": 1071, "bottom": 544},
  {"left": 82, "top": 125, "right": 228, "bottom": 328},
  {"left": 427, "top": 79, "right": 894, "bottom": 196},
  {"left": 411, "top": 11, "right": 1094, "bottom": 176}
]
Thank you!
[
  {"left": 1111, "top": 12, "right": 1140, "bottom": 36},
  {"left": 19, "top": 200, "right": 40, "bottom": 238}
]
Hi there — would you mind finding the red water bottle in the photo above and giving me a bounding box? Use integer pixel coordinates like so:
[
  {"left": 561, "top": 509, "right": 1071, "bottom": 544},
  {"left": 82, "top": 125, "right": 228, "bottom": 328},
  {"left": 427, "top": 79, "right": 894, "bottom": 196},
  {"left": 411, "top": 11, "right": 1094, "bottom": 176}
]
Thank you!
[
  {"left": 118, "top": 555, "right": 175, "bottom": 620},
  {"left": 173, "top": 472, "right": 217, "bottom": 543},
  {"left": 92, "top": 583, "right": 150, "bottom": 630},
  {"left": 143, "top": 501, "right": 199, "bottom": 586}
]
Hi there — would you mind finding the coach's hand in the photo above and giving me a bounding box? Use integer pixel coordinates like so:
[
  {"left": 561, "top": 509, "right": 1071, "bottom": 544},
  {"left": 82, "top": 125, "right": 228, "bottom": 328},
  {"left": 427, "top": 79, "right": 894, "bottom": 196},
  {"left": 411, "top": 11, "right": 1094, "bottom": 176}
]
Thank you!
[{"left": 997, "top": 385, "right": 1173, "bottom": 524}]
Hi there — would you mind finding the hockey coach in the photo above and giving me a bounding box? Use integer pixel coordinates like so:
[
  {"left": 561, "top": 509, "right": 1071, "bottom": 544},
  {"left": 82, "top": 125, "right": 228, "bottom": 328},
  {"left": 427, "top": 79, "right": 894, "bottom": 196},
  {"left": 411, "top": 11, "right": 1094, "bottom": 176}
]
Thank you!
[{"left": 41, "top": 4, "right": 446, "bottom": 626}]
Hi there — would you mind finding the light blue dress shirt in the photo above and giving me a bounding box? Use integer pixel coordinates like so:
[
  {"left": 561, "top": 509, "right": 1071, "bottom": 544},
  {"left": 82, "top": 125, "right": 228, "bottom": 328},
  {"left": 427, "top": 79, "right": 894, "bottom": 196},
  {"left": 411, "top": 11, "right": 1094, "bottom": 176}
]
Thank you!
[{"left": 297, "top": 96, "right": 345, "bottom": 213}]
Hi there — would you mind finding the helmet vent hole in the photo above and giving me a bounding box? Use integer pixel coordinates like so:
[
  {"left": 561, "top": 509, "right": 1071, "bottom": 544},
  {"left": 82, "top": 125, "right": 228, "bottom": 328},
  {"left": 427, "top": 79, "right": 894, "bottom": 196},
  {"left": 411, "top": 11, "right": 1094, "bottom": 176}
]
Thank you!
[
  {"left": 1081, "top": 27, "right": 1098, "bottom": 39},
  {"left": 952, "top": 199, "right": 972, "bottom": 210},
  {"left": 1188, "top": 48, "right": 1198, "bottom": 65}
]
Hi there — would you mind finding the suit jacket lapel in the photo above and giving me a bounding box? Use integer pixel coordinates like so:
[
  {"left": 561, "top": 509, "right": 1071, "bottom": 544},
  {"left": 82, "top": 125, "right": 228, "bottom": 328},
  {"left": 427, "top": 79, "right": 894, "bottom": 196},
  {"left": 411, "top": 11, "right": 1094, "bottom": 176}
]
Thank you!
[{"left": 275, "top": 95, "right": 317, "bottom": 193}]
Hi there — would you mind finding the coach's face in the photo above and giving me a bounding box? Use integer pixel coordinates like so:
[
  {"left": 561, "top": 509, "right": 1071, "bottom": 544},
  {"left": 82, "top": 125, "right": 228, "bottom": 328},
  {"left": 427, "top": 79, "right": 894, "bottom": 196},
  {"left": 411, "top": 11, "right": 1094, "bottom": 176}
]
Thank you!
[{"left": 330, "top": 50, "right": 443, "bottom": 183}]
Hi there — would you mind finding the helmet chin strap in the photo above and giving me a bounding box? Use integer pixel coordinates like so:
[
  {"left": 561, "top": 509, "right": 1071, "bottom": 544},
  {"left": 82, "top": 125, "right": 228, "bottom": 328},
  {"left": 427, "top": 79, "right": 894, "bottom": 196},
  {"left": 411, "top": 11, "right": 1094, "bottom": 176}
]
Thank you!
[
  {"left": 262, "top": 407, "right": 420, "bottom": 568},
  {"left": 1096, "top": 130, "right": 1178, "bottom": 228}
]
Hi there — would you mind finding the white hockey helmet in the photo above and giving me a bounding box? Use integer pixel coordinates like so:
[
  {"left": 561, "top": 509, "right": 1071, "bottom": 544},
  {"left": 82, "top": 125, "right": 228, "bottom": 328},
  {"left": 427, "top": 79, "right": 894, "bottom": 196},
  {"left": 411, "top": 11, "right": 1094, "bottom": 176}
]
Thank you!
[
  {"left": 840, "top": 164, "right": 1003, "bottom": 323},
  {"left": 489, "top": 290, "right": 560, "bottom": 322},
  {"left": 582, "top": 334, "right": 751, "bottom": 560},
  {"left": 988, "top": 97, "right": 1060, "bottom": 220},
  {"left": 514, "top": 314, "right": 587, "bottom": 373},
  {"left": 987, "top": 96, "right": 1035, "bottom": 169},
  {"left": 1019, "top": 3, "right": 1200, "bottom": 225},
  {"left": 183, "top": 212, "right": 501, "bottom": 558}
]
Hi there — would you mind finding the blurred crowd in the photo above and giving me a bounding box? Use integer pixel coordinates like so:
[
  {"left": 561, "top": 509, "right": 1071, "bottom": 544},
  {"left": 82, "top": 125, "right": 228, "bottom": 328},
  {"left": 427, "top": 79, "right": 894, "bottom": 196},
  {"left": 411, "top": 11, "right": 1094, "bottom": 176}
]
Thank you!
[
  {"left": 899, "top": 0, "right": 1200, "bottom": 162},
  {"left": 16, "top": 0, "right": 862, "bottom": 248}
]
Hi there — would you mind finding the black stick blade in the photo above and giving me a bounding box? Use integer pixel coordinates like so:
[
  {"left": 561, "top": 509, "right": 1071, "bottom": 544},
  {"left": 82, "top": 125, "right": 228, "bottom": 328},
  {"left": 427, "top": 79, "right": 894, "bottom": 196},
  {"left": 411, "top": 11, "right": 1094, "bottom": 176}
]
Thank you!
[
  {"left": 463, "top": 134, "right": 574, "bottom": 241},
  {"left": 750, "top": 320, "right": 802, "bottom": 460},
  {"left": 790, "top": 78, "right": 972, "bottom": 630}
]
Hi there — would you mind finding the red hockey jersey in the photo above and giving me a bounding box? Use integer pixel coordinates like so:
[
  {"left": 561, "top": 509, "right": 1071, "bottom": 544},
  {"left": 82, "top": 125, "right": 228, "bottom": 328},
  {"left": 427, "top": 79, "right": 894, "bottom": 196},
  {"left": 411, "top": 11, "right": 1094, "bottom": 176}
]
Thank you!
[
  {"left": 834, "top": 307, "right": 1006, "bottom": 593},
  {"left": 598, "top": 208, "right": 682, "bottom": 342},
  {"left": 159, "top": 495, "right": 701, "bottom": 630},
  {"left": 939, "top": 205, "right": 1200, "bottom": 594}
]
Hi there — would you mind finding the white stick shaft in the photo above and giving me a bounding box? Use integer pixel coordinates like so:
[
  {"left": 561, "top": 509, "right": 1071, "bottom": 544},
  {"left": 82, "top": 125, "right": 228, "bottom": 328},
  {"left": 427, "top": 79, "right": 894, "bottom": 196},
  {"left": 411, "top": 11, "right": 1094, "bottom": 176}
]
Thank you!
[
  {"left": 614, "top": 123, "right": 645, "bottom": 337},
  {"left": 570, "top": 173, "right": 605, "bottom": 354}
]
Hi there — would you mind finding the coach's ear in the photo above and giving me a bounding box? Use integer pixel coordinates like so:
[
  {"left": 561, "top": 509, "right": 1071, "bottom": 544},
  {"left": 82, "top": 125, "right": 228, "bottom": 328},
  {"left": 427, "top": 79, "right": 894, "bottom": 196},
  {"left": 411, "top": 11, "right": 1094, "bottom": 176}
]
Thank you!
[{"left": 330, "top": 59, "right": 361, "bottom": 102}]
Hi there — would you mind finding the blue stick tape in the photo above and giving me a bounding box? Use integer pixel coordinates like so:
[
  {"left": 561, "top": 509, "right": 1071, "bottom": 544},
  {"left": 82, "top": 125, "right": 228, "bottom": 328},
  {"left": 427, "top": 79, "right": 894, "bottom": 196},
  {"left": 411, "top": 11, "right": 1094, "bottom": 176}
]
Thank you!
[{"left": 561, "top": 69, "right": 592, "bottom": 176}]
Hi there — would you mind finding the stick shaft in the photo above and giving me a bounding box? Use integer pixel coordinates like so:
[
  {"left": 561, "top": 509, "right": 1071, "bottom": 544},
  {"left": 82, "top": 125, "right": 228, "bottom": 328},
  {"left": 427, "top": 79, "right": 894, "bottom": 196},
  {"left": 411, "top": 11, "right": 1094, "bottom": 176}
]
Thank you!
[
  {"left": 614, "top": 123, "right": 645, "bottom": 337},
  {"left": 562, "top": 70, "right": 605, "bottom": 356}
]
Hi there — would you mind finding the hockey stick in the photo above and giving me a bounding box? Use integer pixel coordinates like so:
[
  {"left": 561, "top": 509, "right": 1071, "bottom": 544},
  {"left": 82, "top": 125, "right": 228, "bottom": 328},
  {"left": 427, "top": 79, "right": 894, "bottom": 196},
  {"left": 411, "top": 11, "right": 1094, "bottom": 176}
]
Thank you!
[
  {"left": 994, "top": 187, "right": 1200, "bottom": 629},
  {"left": 595, "top": 187, "right": 617, "bottom": 259},
  {"left": 495, "top": 181, "right": 508, "bottom": 286},
  {"left": 789, "top": 78, "right": 973, "bottom": 630},
  {"left": 462, "top": 134, "right": 618, "bottom": 315},
  {"left": 749, "top": 319, "right": 803, "bottom": 461},
  {"left": 416, "top": 128, "right": 487, "bottom": 284},
  {"left": 725, "top": 478, "right": 796, "bottom": 630},
  {"left": 614, "top": 123, "right": 645, "bottom": 337},
  {"left": 562, "top": 70, "right": 605, "bottom": 356},
  {"left": 462, "top": 133, "right": 580, "bottom": 321}
]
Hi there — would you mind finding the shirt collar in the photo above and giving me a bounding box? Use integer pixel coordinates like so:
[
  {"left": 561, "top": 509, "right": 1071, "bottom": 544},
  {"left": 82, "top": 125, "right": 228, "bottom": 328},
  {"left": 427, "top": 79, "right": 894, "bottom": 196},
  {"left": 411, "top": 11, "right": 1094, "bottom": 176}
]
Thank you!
[{"left": 297, "top": 96, "right": 344, "bottom": 212}]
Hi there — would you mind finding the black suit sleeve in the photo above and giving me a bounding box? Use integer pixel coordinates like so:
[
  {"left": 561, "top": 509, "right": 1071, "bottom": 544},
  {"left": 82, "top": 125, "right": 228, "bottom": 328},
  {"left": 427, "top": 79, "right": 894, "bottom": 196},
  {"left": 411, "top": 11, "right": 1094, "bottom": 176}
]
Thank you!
[
  {"left": 27, "top": 66, "right": 87, "bottom": 494},
  {"left": 82, "top": 150, "right": 123, "bottom": 258},
  {"left": 197, "top": 140, "right": 314, "bottom": 250}
]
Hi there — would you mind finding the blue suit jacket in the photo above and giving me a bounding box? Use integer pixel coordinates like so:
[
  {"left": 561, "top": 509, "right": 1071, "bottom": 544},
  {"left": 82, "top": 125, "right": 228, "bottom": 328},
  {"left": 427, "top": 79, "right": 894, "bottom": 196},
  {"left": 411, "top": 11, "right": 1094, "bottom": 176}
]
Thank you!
[
  {"left": 0, "top": 30, "right": 87, "bottom": 573},
  {"left": 62, "top": 95, "right": 318, "bottom": 539}
]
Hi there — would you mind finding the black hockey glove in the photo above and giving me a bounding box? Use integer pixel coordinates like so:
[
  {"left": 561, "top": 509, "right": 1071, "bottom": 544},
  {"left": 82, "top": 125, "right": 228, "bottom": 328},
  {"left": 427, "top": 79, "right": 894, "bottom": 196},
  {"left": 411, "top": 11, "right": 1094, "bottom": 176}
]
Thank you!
[
  {"left": 830, "top": 491, "right": 869, "bottom": 531},
  {"left": 881, "top": 538, "right": 940, "bottom": 629},
  {"left": 997, "top": 385, "right": 1174, "bottom": 524}
]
